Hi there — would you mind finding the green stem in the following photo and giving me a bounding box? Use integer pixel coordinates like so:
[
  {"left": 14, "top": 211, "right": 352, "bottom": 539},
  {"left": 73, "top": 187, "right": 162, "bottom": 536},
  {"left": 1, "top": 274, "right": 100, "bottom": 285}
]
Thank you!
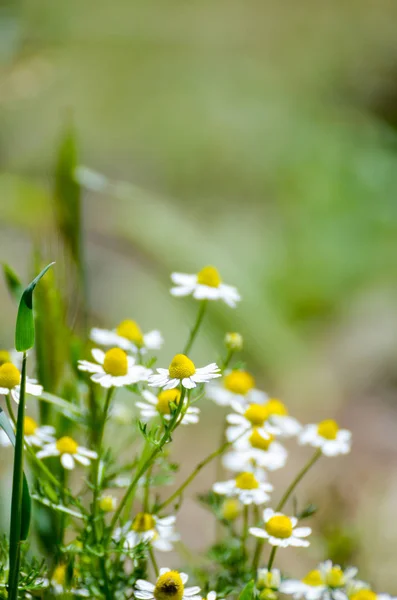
[
  {"left": 242, "top": 504, "right": 249, "bottom": 557},
  {"left": 5, "top": 393, "right": 16, "bottom": 426},
  {"left": 183, "top": 301, "right": 207, "bottom": 355},
  {"left": 148, "top": 545, "right": 159, "bottom": 577},
  {"left": 251, "top": 448, "right": 322, "bottom": 574},
  {"left": 8, "top": 352, "right": 27, "bottom": 600},
  {"left": 275, "top": 448, "right": 322, "bottom": 512},
  {"left": 143, "top": 463, "right": 153, "bottom": 512},
  {"left": 92, "top": 388, "right": 114, "bottom": 542},
  {"left": 157, "top": 428, "right": 249, "bottom": 512},
  {"left": 267, "top": 546, "right": 277, "bottom": 570},
  {"left": 108, "top": 388, "right": 186, "bottom": 538},
  {"left": 221, "top": 349, "right": 234, "bottom": 371}
]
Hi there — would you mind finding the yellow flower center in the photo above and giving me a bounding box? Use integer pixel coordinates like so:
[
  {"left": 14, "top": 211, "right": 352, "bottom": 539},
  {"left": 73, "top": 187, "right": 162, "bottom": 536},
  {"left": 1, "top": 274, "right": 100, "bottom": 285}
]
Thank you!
[
  {"left": 116, "top": 320, "right": 144, "bottom": 346},
  {"left": 99, "top": 495, "right": 116, "bottom": 512},
  {"left": 154, "top": 571, "right": 184, "bottom": 600},
  {"left": 235, "top": 472, "right": 259, "bottom": 490},
  {"left": 351, "top": 591, "right": 377, "bottom": 600},
  {"left": 24, "top": 416, "right": 38, "bottom": 436},
  {"left": 325, "top": 567, "right": 345, "bottom": 588},
  {"left": 168, "top": 354, "right": 196, "bottom": 379},
  {"left": 317, "top": 419, "right": 339, "bottom": 441},
  {"left": 0, "top": 350, "right": 11, "bottom": 366},
  {"left": 224, "top": 370, "right": 255, "bottom": 395},
  {"left": 52, "top": 564, "right": 67, "bottom": 586},
  {"left": 132, "top": 512, "right": 156, "bottom": 532},
  {"left": 244, "top": 404, "right": 269, "bottom": 426},
  {"left": 265, "top": 515, "right": 293, "bottom": 539},
  {"left": 266, "top": 399, "right": 288, "bottom": 416},
  {"left": 249, "top": 429, "right": 274, "bottom": 451},
  {"left": 103, "top": 348, "right": 128, "bottom": 377},
  {"left": 0, "top": 362, "right": 21, "bottom": 389},
  {"left": 157, "top": 389, "right": 182, "bottom": 415},
  {"left": 302, "top": 570, "right": 324, "bottom": 587},
  {"left": 197, "top": 265, "right": 221, "bottom": 288},
  {"left": 56, "top": 436, "right": 78, "bottom": 455},
  {"left": 221, "top": 498, "right": 241, "bottom": 521}
]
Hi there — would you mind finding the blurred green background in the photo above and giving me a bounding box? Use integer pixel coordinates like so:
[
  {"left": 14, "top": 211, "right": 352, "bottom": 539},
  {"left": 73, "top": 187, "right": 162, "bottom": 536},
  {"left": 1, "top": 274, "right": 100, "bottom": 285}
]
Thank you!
[{"left": 1, "top": 0, "right": 397, "bottom": 591}]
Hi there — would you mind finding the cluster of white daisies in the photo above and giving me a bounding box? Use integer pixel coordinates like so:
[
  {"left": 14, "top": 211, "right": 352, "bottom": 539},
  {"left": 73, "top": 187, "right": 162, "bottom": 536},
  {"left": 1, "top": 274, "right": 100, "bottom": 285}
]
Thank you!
[{"left": 0, "top": 266, "right": 389, "bottom": 600}]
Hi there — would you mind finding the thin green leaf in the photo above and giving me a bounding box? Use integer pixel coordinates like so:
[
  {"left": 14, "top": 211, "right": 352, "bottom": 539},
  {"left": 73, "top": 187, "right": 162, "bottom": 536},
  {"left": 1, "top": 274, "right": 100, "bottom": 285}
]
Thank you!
[
  {"left": 15, "top": 262, "right": 55, "bottom": 352},
  {"left": 238, "top": 581, "right": 255, "bottom": 600},
  {"left": 2, "top": 264, "right": 23, "bottom": 303},
  {"left": 39, "top": 391, "right": 83, "bottom": 417},
  {"left": 0, "top": 408, "right": 31, "bottom": 540}
]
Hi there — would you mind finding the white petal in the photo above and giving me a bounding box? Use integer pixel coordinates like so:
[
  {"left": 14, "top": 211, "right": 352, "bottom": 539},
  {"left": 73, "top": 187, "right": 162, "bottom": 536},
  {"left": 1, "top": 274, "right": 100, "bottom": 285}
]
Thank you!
[
  {"left": 78, "top": 360, "right": 104, "bottom": 374},
  {"left": 294, "top": 527, "right": 311, "bottom": 538},
  {"left": 182, "top": 378, "right": 196, "bottom": 389},
  {"left": 184, "top": 587, "right": 201, "bottom": 597},
  {"left": 78, "top": 447, "right": 98, "bottom": 459},
  {"left": 180, "top": 573, "right": 188, "bottom": 584},
  {"left": 74, "top": 454, "right": 90, "bottom": 466},
  {"left": 159, "top": 568, "right": 171, "bottom": 576},
  {"left": 26, "top": 382, "right": 43, "bottom": 396},
  {"left": 170, "top": 286, "right": 195, "bottom": 297},
  {"left": 136, "top": 581, "right": 155, "bottom": 592},
  {"left": 249, "top": 527, "right": 267, "bottom": 539},
  {"left": 92, "top": 348, "right": 105, "bottom": 364},
  {"left": 171, "top": 273, "right": 197, "bottom": 285},
  {"left": 135, "top": 592, "right": 154, "bottom": 599},
  {"left": 143, "top": 330, "right": 163, "bottom": 350},
  {"left": 61, "top": 454, "right": 75, "bottom": 470}
]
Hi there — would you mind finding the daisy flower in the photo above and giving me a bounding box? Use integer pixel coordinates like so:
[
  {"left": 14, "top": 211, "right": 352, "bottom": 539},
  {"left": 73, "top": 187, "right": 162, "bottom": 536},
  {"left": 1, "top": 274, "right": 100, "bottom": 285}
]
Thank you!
[
  {"left": 257, "top": 569, "right": 281, "bottom": 593},
  {"left": 37, "top": 436, "right": 97, "bottom": 470},
  {"left": 249, "top": 508, "right": 311, "bottom": 547},
  {"left": 213, "top": 471, "right": 273, "bottom": 505},
  {"left": 222, "top": 430, "right": 288, "bottom": 472},
  {"left": 148, "top": 354, "right": 221, "bottom": 390},
  {"left": 299, "top": 420, "right": 352, "bottom": 456},
  {"left": 0, "top": 348, "right": 22, "bottom": 369},
  {"left": 226, "top": 403, "right": 277, "bottom": 442},
  {"left": 0, "top": 361, "right": 43, "bottom": 404},
  {"left": 280, "top": 570, "right": 326, "bottom": 600},
  {"left": 206, "top": 369, "right": 267, "bottom": 408},
  {"left": 347, "top": 581, "right": 397, "bottom": 600},
  {"left": 78, "top": 348, "right": 152, "bottom": 388},
  {"left": 318, "top": 561, "right": 358, "bottom": 599},
  {"left": 115, "top": 513, "right": 179, "bottom": 552},
  {"left": 170, "top": 265, "right": 240, "bottom": 307},
  {"left": 135, "top": 568, "right": 201, "bottom": 600},
  {"left": 137, "top": 389, "right": 200, "bottom": 425},
  {"left": 226, "top": 399, "right": 301, "bottom": 442},
  {"left": 23, "top": 416, "right": 56, "bottom": 447},
  {"left": 51, "top": 565, "right": 89, "bottom": 597},
  {"left": 90, "top": 319, "right": 163, "bottom": 354}
]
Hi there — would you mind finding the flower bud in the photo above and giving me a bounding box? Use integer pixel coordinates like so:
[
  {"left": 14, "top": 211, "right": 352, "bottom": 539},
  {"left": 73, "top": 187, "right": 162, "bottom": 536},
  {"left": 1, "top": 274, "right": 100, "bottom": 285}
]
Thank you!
[
  {"left": 225, "top": 332, "right": 243, "bottom": 351},
  {"left": 221, "top": 498, "right": 241, "bottom": 521},
  {"left": 99, "top": 495, "right": 117, "bottom": 512},
  {"left": 259, "top": 589, "right": 278, "bottom": 600}
]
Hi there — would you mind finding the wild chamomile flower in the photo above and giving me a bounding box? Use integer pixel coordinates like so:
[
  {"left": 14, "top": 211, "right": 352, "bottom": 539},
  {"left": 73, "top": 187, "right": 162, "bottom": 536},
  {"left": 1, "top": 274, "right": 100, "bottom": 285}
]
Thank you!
[
  {"left": 213, "top": 471, "right": 273, "bottom": 505},
  {"left": 170, "top": 265, "right": 241, "bottom": 307},
  {"left": 149, "top": 354, "right": 221, "bottom": 390},
  {"left": 222, "top": 430, "right": 288, "bottom": 472},
  {"left": 299, "top": 420, "right": 352, "bottom": 456},
  {"left": 115, "top": 513, "right": 179, "bottom": 552},
  {"left": 318, "top": 561, "right": 358, "bottom": 598},
  {"left": 135, "top": 568, "right": 201, "bottom": 600},
  {"left": 347, "top": 581, "right": 397, "bottom": 600},
  {"left": 226, "top": 403, "right": 276, "bottom": 442},
  {"left": 99, "top": 494, "right": 117, "bottom": 512},
  {"left": 137, "top": 389, "right": 200, "bottom": 425},
  {"left": 257, "top": 569, "right": 281, "bottom": 600},
  {"left": 249, "top": 508, "right": 311, "bottom": 547},
  {"left": 90, "top": 319, "right": 163, "bottom": 353},
  {"left": 51, "top": 565, "right": 89, "bottom": 597},
  {"left": 37, "top": 436, "right": 97, "bottom": 470},
  {"left": 78, "top": 348, "right": 152, "bottom": 388},
  {"left": 280, "top": 570, "right": 327, "bottom": 599},
  {"left": 226, "top": 399, "right": 301, "bottom": 442},
  {"left": 0, "top": 348, "right": 22, "bottom": 369},
  {"left": 206, "top": 369, "right": 268, "bottom": 407},
  {"left": 0, "top": 361, "right": 43, "bottom": 403},
  {"left": 22, "top": 416, "right": 56, "bottom": 447}
]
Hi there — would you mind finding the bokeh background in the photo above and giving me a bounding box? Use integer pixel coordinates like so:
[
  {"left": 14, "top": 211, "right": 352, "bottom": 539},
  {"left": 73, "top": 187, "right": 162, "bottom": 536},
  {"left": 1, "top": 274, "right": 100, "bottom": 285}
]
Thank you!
[{"left": 1, "top": 0, "right": 397, "bottom": 592}]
